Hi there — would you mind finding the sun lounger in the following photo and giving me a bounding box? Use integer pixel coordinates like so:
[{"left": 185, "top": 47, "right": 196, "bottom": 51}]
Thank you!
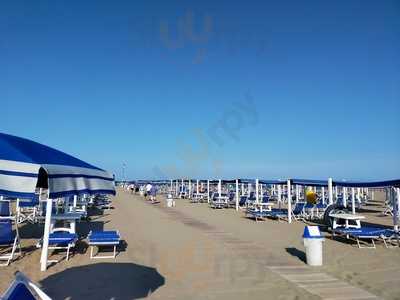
[
  {"left": 333, "top": 226, "right": 398, "bottom": 249},
  {"left": 37, "top": 228, "right": 78, "bottom": 263},
  {"left": 270, "top": 202, "right": 306, "bottom": 221},
  {"left": 0, "top": 219, "right": 21, "bottom": 266},
  {"left": 0, "top": 271, "right": 51, "bottom": 300},
  {"left": 87, "top": 230, "right": 121, "bottom": 259}
]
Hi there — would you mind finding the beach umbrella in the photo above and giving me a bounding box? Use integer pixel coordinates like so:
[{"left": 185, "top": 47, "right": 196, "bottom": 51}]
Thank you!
[{"left": 0, "top": 132, "right": 115, "bottom": 271}]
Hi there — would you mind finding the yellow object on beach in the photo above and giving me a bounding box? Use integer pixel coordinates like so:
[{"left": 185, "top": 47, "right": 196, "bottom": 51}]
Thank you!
[{"left": 306, "top": 189, "right": 317, "bottom": 204}]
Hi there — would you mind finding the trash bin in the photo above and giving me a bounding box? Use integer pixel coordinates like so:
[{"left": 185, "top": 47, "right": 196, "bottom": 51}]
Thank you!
[
  {"left": 166, "top": 194, "right": 174, "bottom": 207},
  {"left": 302, "top": 226, "right": 324, "bottom": 266}
]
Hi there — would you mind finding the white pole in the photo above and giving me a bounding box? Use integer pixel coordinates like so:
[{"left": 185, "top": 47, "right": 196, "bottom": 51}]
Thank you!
[
  {"left": 73, "top": 195, "right": 77, "bottom": 211},
  {"left": 255, "top": 179, "right": 259, "bottom": 204},
  {"left": 207, "top": 180, "right": 210, "bottom": 203},
  {"left": 40, "top": 196, "right": 53, "bottom": 271},
  {"left": 343, "top": 187, "right": 347, "bottom": 207},
  {"left": 247, "top": 183, "right": 251, "bottom": 197},
  {"left": 295, "top": 185, "right": 299, "bottom": 203},
  {"left": 175, "top": 180, "right": 178, "bottom": 196},
  {"left": 188, "top": 180, "right": 192, "bottom": 198},
  {"left": 351, "top": 187, "right": 356, "bottom": 214},
  {"left": 196, "top": 180, "right": 199, "bottom": 195},
  {"left": 278, "top": 185, "right": 282, "bottom": 204},
  {"left": 394, "top": 188, "right": 400, "bottom": 232},
  {"left": 235, "top": 179, "right": 239, "bottom": 211},
  {"left": 260, "top": 184, "right": 264, "bottom": 199},
  {"left": 218, "top": 179, "right": 222, "bottom": 197},
  {"left": 328, "top": 178, "right": 333, "bottom": 205},
  {"left": 170, "top": 180, "right": 173, "bottom": 193},
  {"left": 241, "top": 183, "right": 245, "bottom": 196},
  {"left": 321, "top": 186, "right": 325, "bottom": 205},
  {"left": 357, "top": 187, "right": 361, "bottom": 208},
  {"left": 287, "top": 180, "right": 292, "bottom": 224}
]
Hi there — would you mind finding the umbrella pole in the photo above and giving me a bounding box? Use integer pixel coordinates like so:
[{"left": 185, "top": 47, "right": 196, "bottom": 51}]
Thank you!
[
  {"left": 287, "top": 180, "right": 292, "bottom": 224},
  {"left": 235, "top": 179, "right": 239, "bottom": 211},
  {"left": 40, "top": 195, "right": 53, "bottom": 271}
]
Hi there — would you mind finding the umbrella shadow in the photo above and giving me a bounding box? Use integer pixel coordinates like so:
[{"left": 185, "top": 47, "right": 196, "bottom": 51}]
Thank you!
[{"left": 40, "top": 262, "right": 165, "bottom": 300}]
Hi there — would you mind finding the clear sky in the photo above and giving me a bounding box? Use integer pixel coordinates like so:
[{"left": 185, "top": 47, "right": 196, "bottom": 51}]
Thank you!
[{"left": 1, "top": 0, "right": 399, "bottom": 181}]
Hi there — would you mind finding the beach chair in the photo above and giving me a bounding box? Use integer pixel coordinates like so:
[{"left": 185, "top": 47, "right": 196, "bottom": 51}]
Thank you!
[
  {"left": 87, "top": 230, "right": 121, "bottom": 259},
  {"left": 37, "top": 228, "right": 78, "bottom": 263},
  {"left": 270, "top": 202, "right": 306, "bottom": 221},
  {"left": 0, "top": 199, "right": 11, "bottom": 217},
  {"left": 333, "top": 226, "right": 398, "bottom": 249},
  {"left": 0, "top": 271, "right": 51, "bottom": 300},
  {"left": 0, "top": 219, "right": 21, "bottom": 266},
  {"left": 17, "top": 196, "right": 39, "bottom": 224}
]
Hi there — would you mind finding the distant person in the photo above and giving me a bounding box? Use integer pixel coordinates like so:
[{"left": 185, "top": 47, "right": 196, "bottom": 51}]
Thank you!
[
  {"left": 150, "top": 185, "right": 157, "bottom": 204},
  {"left": 145, "top": 183, "right": 152, "bottom": 199}
]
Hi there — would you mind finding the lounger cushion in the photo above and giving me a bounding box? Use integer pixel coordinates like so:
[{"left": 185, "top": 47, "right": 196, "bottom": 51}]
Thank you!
[
  {"left": 335, "top": 226, "right": 394, "bottom": 238},
  {"left": 48, "top": 232, "right": 78, "bottom": 246},
  {"left": 88, "top": 231, "right": 120, "bottom": 244},
  {"left": 0, "top": 221, "right": 15, "bottom": 244}
]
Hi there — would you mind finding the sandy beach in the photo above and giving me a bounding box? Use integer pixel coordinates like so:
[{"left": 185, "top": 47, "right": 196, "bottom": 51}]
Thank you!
[{"left": 1, "top": 188, "right": 400, "bottom": 299}]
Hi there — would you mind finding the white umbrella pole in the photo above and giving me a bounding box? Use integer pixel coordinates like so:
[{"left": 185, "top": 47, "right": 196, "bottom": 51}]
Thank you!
[
  {"left": 357, "top": 188, "right": 361, "bottom": 207},
  {"left": 351, "top": 188, "right": 356, "bottom": 214},
  {"left": 241, "top": 183, "right": 244, "bottom": 196},
  {"left": 247, "top": 183, "right": 251, "bottom": 197},
  {"left": 207, "top": 180, "right": 210, "bottom": 203},
  {"left": 328, "top": 178, "right": 333, "bottom": 205},
  {"left": 394, "top": 188, "right": 400, "bottom": 232},
  {"left": 295, "top": 185, "right": 299, "bottom": 203},
  {"left": 175, "top": 180, "right": 178, "bottom": 196},
  {"left": 287, "top": 180, "right": 292, "bottom": 224},
  {"left": 235, "top": 179, "right": 239, "bottom": 211},
  {"left": 278, "top": 185, "right": 282, "bottom": 205},
  {"left": 40, "top": 195, "right": 53, "bottom": 271},
  {"left": 188, "top": 180, "right": 191, "bottom": 198},
  {"left": 196, "top": 180, "right": 199, "bottom": 195},
  {"left": 343, "top": 187, "right": 347, "bottom": 207},
  {"left": 321, "top": 186, "right": 325, "bottom": 205},
  {"left": 73, "top": 195, "right": 77, "bottom": 211},
  {"left": 218, "top": 179, "right": 222, "bottom": 197},
  {"left": 255, "top": 179, "right": 259, "bottom": 204}
]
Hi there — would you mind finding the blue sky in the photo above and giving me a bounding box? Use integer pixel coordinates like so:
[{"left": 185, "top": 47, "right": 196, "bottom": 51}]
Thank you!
[{"left": 1, "top": 0, "right": 399, "bottom": 181}]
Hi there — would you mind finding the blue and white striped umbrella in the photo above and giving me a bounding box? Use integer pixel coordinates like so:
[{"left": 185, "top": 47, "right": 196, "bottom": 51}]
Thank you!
[{"left": 0, "top": 132, "right": 115, "bottom": 199}]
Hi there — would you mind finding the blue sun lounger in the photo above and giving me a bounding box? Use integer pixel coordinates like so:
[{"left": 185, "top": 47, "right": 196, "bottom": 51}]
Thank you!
[
  {"left": 0, "top": 219, "right": 21, "bottom": 266},
  {"left": 88, "top": 230, "right": 121, "bottom": 259},
  {"left": 37, "top": 229, "right": 78, "bottom": 263},
  {"left": 0, "top": 271, "right": 51, "bottom": 300},
  {"left": 333, "top": 226, "right": 398, "bottom": 249}
]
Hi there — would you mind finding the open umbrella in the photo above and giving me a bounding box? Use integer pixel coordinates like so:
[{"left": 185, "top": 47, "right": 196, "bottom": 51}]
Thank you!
[{"left": 0, "top": 132, "right": 115, "bottom": 270}]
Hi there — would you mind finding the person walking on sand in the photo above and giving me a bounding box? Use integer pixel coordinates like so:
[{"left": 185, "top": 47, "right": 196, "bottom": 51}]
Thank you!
[
  {"left": 150, "top": 185, "right": 157, "bottom": 204},
  {"left": 146, "top": 183, "right": 152, "bottom": 200}
]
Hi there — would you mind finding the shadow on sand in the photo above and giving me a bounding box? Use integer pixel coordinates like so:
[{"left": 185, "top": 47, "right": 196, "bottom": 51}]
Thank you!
[
  {"left": 286, "top": 247, "right": 306, "bottom": 264},
  {"left": 40, "top": 262, "right": 165, "bottom": 300}
]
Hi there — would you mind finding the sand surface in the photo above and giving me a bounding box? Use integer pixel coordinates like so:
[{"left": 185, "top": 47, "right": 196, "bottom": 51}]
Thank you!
[{"left": 1, "top": 188, "right": 400, "bottom": 299}]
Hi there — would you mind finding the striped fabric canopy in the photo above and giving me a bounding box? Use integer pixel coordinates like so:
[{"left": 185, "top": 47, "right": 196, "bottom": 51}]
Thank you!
[{"left": 0, "top": 132, "right": 115, "bottom": 199}]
